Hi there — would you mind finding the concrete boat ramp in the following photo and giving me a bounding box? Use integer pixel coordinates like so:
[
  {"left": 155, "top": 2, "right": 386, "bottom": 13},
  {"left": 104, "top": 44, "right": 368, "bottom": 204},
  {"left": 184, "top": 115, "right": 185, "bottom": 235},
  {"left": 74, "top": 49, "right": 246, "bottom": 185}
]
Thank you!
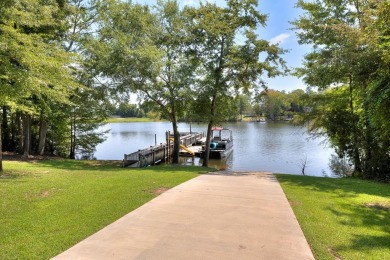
[{"left": 53, "top": 172, "right": 314, "bottom": 260}]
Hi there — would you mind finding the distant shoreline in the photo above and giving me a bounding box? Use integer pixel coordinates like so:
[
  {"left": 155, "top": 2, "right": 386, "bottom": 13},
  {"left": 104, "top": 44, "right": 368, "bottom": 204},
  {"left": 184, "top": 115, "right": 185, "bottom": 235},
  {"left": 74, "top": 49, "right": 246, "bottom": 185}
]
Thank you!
[
  {"left": 105, "top": 117, "right": 293, "bottom": 123},
  {"left": 105, "top": 117, "right": 167, "bottom": 123}
]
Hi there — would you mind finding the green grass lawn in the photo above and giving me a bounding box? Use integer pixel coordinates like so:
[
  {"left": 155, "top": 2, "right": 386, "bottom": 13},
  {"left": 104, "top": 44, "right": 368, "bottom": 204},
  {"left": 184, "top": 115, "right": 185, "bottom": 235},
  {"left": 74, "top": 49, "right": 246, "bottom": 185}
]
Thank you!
[
  {"left": 276, "top": 174, "right": 390, "bottom": 260},
  {"left": 0, "top": 160, "right": 209, "bottom": 259},
  {"left": 105, "top": 117, "right": 165, "bottom": 123}
]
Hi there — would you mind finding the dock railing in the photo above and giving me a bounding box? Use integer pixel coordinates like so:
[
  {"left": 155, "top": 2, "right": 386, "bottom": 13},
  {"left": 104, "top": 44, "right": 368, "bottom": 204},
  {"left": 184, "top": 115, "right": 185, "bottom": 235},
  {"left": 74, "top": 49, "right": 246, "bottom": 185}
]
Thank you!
[
  {"left": 123, "top": 132, "right": 204, "bottom": 168},
  {"left": 177, "top": 132, "right": 204, "bottom": 147}
]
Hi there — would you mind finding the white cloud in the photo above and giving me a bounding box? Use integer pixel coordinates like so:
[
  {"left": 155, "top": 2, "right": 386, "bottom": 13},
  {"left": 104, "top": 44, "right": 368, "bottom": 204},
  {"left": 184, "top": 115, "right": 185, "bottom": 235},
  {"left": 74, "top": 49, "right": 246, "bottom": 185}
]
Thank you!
[
  {"left": 181, "top": 0, "right": 226, "bottom": 7},
  {"left": 269, "top": 33, "right": 290, "bottom": 45},
  {"left": 183, "top": 0, "right": 196, "bottom": 6}
]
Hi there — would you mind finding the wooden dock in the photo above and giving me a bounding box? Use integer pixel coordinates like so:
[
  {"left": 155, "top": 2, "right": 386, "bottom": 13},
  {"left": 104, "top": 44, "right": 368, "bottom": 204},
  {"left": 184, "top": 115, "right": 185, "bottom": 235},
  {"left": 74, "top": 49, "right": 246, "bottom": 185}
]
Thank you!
[{"left": 123, "top": 132, "right": 204, "bottom": 168}]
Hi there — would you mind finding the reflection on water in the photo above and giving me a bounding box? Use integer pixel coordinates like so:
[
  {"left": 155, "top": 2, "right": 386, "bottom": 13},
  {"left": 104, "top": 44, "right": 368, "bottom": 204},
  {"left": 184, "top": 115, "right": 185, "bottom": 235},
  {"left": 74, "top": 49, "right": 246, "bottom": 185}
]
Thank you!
[
  {"left": 178, "top": 153, "right": 234, "bottom": 171},
  {"left": 94, "top": 121, "right": 335, "bottom": 177}
]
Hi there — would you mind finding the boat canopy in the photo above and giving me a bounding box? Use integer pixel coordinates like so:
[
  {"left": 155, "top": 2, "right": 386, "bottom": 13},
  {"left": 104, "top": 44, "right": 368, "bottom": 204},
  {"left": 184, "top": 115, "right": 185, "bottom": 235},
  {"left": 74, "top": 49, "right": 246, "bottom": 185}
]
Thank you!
[{"left": 211, "top": 127, "right": 232, "bottom": 141}]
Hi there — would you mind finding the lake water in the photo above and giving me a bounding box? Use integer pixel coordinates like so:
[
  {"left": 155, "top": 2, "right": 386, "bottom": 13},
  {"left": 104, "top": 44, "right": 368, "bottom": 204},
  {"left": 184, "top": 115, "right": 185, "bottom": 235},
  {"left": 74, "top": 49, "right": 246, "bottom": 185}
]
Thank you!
[{"left": 94, "top": 122, "right": 335, "bottom": 177}]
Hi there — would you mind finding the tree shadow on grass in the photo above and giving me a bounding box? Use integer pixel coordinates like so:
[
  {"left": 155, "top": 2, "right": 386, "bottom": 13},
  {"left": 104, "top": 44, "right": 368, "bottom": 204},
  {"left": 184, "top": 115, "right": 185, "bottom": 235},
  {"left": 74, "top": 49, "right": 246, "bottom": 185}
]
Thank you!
[
  {"left": 276, "top": 174, "right": 389, "bottom": 199},
  {"left": 276, "top": 174, "right": 390, "bottom": 256},
  {"left": 32, "top": 159, "right": 210, "bottom": 174},
  {"left": 335, "top": 233, "right": 390, "bottom": 256},
  {"left": 327, "top": 202, "right": 390, "bottom": 233},
  {"left": 36, "top": 159, "right": 123, "bottom": 171},
  {"left": 0, "top": 173, "right": 21, "bottom": 180}
]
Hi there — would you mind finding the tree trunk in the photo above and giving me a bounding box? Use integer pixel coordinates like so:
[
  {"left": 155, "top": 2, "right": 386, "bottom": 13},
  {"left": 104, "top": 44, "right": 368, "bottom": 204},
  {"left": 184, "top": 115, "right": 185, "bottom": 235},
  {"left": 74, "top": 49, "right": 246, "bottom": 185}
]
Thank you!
[
  {"left": 2, "top": 106, "right": 10, "bottom": 151},
  {"left": 37, "top": 111, "right": 48, "bottom": 155},
  {"left": 10, "top": 112, "right": 16, "bottom": 151},
  {"left": 169, "top": 92, "right": 180, "bottom": 164},
  {"left": 203, "top": 36, "right": 225, "bottom": 167},
  {"left": 202, "top": 120, "right": 213, "bottom": 167},
  {"left": 203, "top": 94, "right": 217, "bottom": 167},
  {"left": 172, "top": 119, "right": 180, "bottom": 164},
  {"left": 0, "top": 110, "right": 3, "bottom": 172},
  {"left": 69, "top": 109, "right": 76, "bottom": 159},
  {"left": 15, "top": 111, "right": 23, "bottom": 153},
  {"left": 22, "top": 113, "right": 31, "bottom": 158}
]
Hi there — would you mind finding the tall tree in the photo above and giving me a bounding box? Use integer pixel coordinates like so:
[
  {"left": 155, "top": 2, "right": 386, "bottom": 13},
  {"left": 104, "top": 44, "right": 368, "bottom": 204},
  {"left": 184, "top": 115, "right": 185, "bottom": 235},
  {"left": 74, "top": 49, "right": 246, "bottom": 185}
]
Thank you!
[
  {"left": 256, "top": 89, "right": 289, "bottom": 120},
  {"left": 237, "top": 94, "right": 251, "bottom": 120},
  {"left": 293, "top": 0, "right": 389, "bottom": 180},
  {"left": 68, "top": 87, "right": 108, "bottom": 159},
  {"left": 288, "top": 89, "right": 306, "bottom": 113},
  {"left": 65, "top": 0, "right": 109, "bottom": 159},
  {"left": 85, "top": 0, "right": 198, "bottom": 164},
  {"left": 184, "top": 0, "right": 286, "bottom": 166},
  {"left": 142, "top": 0, "right": 199, "bottom": 164}
]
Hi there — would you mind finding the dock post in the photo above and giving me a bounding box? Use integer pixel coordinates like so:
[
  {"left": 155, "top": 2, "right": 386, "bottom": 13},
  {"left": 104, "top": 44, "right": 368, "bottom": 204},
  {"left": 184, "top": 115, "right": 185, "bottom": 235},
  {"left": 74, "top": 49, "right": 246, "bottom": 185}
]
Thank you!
[
  {"left": 166, "top": 131, "right": 171, "bottom": 162},
  {"left": 138, "top": 150, "right": 141, "bottom": 168},
  {"left": 152, "top": 149, "right": 155, "bottom": 166},
  {"left": 166, "top": 133, "right": 168, "bottom": 162},
  {"left": 138, "top": 153, "right": 142, "bottom": 168},
  {"left": 162, "top": 143, "right": 165, "bottom": 162}
]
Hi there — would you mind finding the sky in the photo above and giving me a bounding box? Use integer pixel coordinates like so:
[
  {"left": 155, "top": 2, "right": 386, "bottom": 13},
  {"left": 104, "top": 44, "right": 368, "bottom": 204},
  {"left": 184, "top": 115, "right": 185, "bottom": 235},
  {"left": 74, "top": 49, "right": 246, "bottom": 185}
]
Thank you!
[{"left": 133, "top": 0, "right": 311, "bottom": 93}]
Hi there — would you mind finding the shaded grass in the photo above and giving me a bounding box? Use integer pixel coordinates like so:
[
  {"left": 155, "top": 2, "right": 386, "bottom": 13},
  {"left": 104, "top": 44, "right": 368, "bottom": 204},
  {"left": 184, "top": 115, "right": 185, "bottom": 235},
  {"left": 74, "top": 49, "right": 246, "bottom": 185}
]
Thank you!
[
  {"left": 0, "top": 160, "right": 210, "bottom": 259},
  {"left": 105, "top": 117, "right": 165, "bottom": 123},
  {"left": 276, "top": 174, "right": 390, "bottom": 260}
]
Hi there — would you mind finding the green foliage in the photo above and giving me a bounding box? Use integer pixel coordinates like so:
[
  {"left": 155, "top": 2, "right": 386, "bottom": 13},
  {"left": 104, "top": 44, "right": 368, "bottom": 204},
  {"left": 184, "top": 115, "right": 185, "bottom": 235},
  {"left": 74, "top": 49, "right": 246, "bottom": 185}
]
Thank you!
[
  {"left": 252, "top": 88, "right": 306, "bottom": 119},
  {"left": 277, "top": 174, "right": 390, "bottom": 260},
  {"left": 0, "top": 160, "right": 207, "bottom": 259},
  {"left": 69, "top": 88, "right": 108, "bottom": 159},
  {"left": 83, "top": 0, "right": 162, "bottom": 94},
  {"left": 368, "top": 77, "right": 390, "bottom": 139},
  {"left": 288, "top": 89, "right": 307, "bottom": 112},
  {"left": 187, "top": 93, "right": 239, "bottom": 123},
  {"left": 45, "top": 106, "right": 72, "bottom": 156},
  {"left": 293, "top": 0, "right": 390, "bottom": 181},
  {"left": 299, "top": 87, "right": 361, "bottom": 156},
  {"left": 0, "top": 0, "right": 110, "bottom": 164},
  {"left": 257, "top": 89, "right": 289, "bottom": 119},
  {"left": 114, "top": 103, "right": 145, "bottom": 118},
  {"left": 0, "top": 0, "right": 80, "bottom": 111},
  {"left": 237, "top": 94, "right": 251, "bottom": 117}
]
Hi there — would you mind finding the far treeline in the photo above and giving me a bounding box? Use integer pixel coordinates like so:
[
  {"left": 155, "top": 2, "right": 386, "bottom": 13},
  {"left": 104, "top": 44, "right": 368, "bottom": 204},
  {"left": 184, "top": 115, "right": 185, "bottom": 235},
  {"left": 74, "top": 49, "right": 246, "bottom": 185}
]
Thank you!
[
  {"left": 112, "top": 89, "right": 308, "bottom": 121},
  {"left": 0, "top": 0, "right": 389, "bottom": 182}
]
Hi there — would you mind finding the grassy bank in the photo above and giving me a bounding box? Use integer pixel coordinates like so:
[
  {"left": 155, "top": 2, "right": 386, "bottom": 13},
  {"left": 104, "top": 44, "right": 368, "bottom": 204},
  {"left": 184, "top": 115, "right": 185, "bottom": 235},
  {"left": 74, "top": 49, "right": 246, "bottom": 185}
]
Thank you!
[
  {"left": 105, "top": 117, "right": 165, "bottom": 123},
  {"left": 276, "top": 174, "right": 390, "bottom": 260},
  {"left": 0, "top": 160, "right": 209, "bottom": 259}
]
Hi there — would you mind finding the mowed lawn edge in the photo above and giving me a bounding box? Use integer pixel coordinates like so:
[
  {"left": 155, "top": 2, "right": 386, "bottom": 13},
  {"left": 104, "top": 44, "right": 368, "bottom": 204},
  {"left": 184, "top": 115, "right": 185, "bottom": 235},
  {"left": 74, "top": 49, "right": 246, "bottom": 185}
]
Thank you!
[
  {"left": 276, "top": 174, "right": 390, "bottom": 260},
  {"left": 0, "top": 160, "right": 210, "bottom": 259}
]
